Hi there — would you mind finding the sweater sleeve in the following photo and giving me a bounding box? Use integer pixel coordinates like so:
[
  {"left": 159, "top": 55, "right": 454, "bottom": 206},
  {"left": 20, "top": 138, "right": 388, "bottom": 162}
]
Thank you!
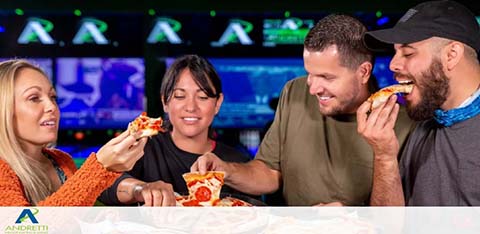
[
  {"left": 0, "top": 161, "right": 31, "bottom": 206},
  {"left": 37, "top": 153, "right": 121, "bottom": 206}
]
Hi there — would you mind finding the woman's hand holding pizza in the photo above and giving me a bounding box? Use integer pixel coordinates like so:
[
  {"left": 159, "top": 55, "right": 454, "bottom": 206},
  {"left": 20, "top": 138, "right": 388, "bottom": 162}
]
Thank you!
[
  {"left": 97, "top": 112, "right": 160, "bottom": 172},
  {"left": 357, "top": 94, "right": 400, "bottom": 161},
  {"left": 96, "top": 130, "right": 147, "bottom": 172},
  {"left": 133, "top": 181, "right": 176, "bottom": 207}
]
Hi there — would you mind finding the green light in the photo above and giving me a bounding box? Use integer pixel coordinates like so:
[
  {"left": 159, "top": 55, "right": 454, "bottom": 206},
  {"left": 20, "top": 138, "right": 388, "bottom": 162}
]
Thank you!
[
  {"left": 67, "top": 130, "right": 73, "bottom": 136},
  {"left": 284, "top": 11, "right": 290, "bottom": 18},
  {"left": 376, "top": 11, "right": 382, "bottom": 18},
  {"left": 107, "top": 129, "right": 113, "bottom": 136},
  {"left": 148, "top": 9, "right": 155, "bottom": 16},
  {"left": 86, "top": 130, "right": 92, "bottom": 135},
  {"left": 476, "top": 16, "right": 480, "bottom": 26},
  {"left": 210, "top": 10, "right": 216, "bottom": 17},
  {"left": 74, "top": 9, "right": 82, "bottom": 16},
  {"left": 15, "top": 8, "right": 24, "bottom": 16}
]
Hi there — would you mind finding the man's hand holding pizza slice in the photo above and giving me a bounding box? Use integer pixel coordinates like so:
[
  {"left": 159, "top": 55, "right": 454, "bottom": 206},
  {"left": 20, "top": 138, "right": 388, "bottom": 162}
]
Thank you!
[
  {"left": 357, "top": 83, "right": 407, "bottom": 161},
  {"left": 190, "top": 152, "right": 231, "bottom": 178}
]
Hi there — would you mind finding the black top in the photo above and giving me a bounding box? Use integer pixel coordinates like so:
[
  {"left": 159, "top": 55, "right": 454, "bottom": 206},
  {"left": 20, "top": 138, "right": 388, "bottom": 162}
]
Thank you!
[
  {"left": 99, "top": 132, "right": 251, "bottom": 205},
  {"left": 400, "top": 114, "right": 480, "bottom": 206}
]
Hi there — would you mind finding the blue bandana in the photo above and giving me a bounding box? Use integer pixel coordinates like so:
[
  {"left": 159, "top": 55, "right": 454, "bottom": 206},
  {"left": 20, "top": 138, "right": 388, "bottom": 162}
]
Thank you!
[{"left": 434, "top": 91, "right": 480, "bottom": 127}]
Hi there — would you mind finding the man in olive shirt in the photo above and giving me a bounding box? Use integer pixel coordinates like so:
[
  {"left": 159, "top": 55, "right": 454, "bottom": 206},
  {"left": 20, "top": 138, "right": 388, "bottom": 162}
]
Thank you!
[{"left": 191, "top": 14, "right": 413, "bottom": 206}]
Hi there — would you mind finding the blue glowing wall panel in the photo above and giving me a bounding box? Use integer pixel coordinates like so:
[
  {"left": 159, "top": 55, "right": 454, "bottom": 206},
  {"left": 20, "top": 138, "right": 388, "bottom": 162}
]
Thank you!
[
  {"left": 56, "top": 57, "right": 145, "bottom": 129},
  {"left": 373, "top": 56, "right": 396, "bottom": 88},
  {"left": 209, "top": 58, "right": 306, "bottom": 128}
]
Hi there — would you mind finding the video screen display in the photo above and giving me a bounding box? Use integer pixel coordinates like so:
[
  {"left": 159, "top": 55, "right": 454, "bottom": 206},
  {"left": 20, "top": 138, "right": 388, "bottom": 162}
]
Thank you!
[
  {"left": 56, "top": 57, "right": 145, "bottom": 129},
  {"left": 166, "top": 57, "right": 307, "bottom": 128},
  {"left": 263, "top": 18, "right": 315, "bottom": 47}
]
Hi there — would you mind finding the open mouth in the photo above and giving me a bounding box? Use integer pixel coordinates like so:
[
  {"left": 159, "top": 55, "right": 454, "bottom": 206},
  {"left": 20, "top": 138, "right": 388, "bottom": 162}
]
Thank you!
[
  {"left": 182, "top": 117, "right": 199, "bottom": 121},
  {"left": 318, "top": 96, "right": 332, "bottom": 101},
  {"left": 397, "top": 80, "right": 415, "bottom": 97},
  {"left": 40, "top": 120, "right": 56, "bottom": 126},
  {"left": 398, "top": 80, "right": 414, "bottom": 85}
]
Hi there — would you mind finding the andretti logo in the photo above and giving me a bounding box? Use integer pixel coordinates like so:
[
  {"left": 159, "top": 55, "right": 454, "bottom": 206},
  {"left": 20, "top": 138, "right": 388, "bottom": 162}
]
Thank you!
[{"left": 4, "top": 209, "right": 48, "bottom": 234}]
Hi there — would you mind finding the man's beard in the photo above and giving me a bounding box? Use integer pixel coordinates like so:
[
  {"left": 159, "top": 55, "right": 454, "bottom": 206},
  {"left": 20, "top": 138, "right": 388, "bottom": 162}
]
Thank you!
[
  {"left": 404, "top": 58, "right": 450, "bottom": 121},
  {"left": 319, "top": 98, "right": 360, "bottom": 116}
]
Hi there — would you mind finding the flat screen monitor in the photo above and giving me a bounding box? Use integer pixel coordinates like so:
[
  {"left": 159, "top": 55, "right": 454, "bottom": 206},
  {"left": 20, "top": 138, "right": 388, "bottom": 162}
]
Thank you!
[{"left": 56, "top": 57, "right": 145, "bottom": 129}]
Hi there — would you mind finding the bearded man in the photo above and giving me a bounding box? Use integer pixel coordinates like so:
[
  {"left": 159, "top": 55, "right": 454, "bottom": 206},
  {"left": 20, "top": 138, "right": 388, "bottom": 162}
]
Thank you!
[{"left": 358, "top": 0, "right": 480, "bottom": 206}]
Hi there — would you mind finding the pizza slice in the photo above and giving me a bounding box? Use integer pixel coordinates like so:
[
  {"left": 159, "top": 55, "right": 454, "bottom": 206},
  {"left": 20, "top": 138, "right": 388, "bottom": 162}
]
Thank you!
[
  {"left": 128, "top": 112, "right": 165, "bottom": 138},
  {"left": 368, "top": 82, "right": 413, "bottom": 110},
  {"left": 176, "top": 194, "right": 253, "bottom": 207},
  {"left": 181, "top": 171, "right": 225, "bottom": 206},
  {"left": 176, "top": 171, "right": 254, "bottom": 207},
  {"left": 213, "top": 196, "right": 253, "bottom": 207}
]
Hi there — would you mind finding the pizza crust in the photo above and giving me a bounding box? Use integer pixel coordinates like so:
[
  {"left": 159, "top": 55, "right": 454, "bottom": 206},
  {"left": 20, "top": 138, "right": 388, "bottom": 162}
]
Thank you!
[{"left": 368, "top": 84, "right": 413, "bottom": 109}]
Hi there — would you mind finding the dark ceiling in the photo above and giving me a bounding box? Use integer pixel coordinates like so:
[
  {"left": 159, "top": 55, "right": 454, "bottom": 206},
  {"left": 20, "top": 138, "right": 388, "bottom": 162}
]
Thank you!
[{"left": 2, "top": 0, "right": 479, "bottom": 14}]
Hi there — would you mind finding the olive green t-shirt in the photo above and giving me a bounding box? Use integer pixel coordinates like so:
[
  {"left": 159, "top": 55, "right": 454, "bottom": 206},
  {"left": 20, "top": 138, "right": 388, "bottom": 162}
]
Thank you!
[{"left": 256, "top": 77, "right": 413, "bottom": 206}]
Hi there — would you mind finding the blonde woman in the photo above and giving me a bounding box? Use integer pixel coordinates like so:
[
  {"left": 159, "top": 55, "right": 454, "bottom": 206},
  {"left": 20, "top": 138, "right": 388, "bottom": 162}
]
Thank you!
[{"left": 0, "top": 59, "right": 147, "bottom": 206}]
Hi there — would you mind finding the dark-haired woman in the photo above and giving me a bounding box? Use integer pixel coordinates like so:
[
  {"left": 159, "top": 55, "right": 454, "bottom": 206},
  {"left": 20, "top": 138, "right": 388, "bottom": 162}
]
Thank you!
[{"left": 99, "top": 55, "right": 251, "bottom": 206}]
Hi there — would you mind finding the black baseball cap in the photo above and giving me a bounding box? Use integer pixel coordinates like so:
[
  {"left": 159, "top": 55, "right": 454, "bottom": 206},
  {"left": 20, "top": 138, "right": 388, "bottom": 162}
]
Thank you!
[{"left": 365, "top": 0, "right": 480, "bottom": 52}]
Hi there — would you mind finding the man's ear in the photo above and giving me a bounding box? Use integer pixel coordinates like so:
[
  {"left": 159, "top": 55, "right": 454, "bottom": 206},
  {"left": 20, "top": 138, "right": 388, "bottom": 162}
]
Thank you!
[
  {"left": 215, "top": 94, "right": 224, "bottom": 115},
  {"left": 357, "top": 61, "right": 373, "bottom": 84},
  {"left": 444, "top": 41, "right": 463, "bottom": 71}
]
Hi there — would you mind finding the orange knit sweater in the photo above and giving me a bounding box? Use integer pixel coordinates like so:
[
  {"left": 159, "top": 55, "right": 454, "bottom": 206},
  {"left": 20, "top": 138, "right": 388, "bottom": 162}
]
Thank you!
[{"left": 0, "top": 148, "right": 120, "bottom": 206}]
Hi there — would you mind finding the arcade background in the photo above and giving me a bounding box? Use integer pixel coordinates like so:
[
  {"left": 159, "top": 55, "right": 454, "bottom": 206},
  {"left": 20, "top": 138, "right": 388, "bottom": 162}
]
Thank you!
[{"left": 1, "top": 0, "right": 479, "bottom": 166}]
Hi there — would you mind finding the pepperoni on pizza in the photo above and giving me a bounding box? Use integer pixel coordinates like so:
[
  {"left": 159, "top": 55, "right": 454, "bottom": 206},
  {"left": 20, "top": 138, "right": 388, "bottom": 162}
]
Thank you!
[
  {"left": 176, "top": 171, "right": 252, "bottom": 207},
  {"left": 128, "top": 112, "right": 165, "bottom": 138},
  {"left": 181, "top": 171, "right": 224, "bottom": 206}
]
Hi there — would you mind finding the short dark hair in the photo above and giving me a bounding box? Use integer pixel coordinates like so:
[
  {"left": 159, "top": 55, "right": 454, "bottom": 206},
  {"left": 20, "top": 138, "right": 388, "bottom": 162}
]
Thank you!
[
  {"left": 304, "top": 14, "right": 373, "bottom": 70},
  {"left": 161, "top": 54, "right": 222, "bottom": 104}
]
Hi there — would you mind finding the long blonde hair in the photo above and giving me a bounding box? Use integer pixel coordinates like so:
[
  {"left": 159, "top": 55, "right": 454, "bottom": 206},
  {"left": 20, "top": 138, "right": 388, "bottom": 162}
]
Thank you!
[{"left": 0, "top": 59, "right": 55, "bottom": 205}]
